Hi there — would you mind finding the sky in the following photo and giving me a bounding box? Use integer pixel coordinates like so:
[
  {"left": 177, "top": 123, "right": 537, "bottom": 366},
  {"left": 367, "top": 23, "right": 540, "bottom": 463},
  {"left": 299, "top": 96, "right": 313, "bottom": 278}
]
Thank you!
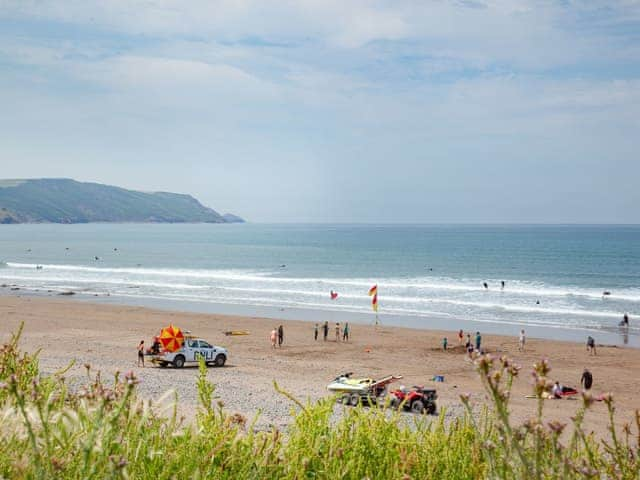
[{"left": 1, "top": 1, "right": 639, "bottom": 223}]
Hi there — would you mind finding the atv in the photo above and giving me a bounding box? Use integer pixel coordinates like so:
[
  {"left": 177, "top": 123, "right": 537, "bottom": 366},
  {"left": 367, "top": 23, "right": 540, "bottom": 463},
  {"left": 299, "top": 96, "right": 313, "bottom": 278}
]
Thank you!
[{"left": 389, "top": 386, "right": 437, "bottom": 414}]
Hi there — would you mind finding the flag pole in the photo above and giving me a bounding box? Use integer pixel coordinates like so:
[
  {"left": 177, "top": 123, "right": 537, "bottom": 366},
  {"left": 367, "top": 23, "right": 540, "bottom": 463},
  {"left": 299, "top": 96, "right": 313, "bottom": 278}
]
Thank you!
[{"left": 369, "top": 284, "right": 380, "bottom": 329}]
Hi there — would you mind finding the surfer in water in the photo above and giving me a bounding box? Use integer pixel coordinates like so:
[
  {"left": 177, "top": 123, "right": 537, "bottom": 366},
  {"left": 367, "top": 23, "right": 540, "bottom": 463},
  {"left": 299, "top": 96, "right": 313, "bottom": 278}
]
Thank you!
[
  {"left": 621, "top": 313, "right": 629, "bottom": 327},
  {"left": 483, "top": 282, "right": 488, "bottom": 290}
]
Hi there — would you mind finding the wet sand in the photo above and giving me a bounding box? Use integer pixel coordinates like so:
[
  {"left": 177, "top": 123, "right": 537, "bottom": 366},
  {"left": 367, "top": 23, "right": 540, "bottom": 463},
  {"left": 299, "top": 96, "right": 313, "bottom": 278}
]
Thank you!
[{"left": 1, "top": 295, "right": 638, "bottom": 436}]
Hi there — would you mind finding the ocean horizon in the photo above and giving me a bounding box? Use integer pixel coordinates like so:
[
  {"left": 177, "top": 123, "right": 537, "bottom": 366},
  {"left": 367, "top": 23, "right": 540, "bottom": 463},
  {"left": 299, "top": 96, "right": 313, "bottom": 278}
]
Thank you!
[{"left": 1, "top": 223, "right": 639, "bottom": 347}]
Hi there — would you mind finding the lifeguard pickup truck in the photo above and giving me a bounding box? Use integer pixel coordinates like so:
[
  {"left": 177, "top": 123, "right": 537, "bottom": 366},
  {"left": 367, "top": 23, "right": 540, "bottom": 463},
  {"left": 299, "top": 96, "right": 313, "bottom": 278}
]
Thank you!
[{"left": 153, "top": 337, "right": 228, "bottom": 368}]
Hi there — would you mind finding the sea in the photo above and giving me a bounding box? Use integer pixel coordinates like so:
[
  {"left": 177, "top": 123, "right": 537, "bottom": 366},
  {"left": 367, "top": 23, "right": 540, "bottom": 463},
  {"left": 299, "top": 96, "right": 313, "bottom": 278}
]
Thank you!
[{"left": 1, "top": 224, "right": 639, "bottom": 347}]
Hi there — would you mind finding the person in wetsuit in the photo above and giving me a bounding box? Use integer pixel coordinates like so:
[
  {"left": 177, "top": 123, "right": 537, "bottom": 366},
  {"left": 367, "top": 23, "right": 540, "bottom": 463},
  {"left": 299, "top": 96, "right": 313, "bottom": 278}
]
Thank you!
[{"left": 581, "top": 368, "right": 593, "bottom": 391}]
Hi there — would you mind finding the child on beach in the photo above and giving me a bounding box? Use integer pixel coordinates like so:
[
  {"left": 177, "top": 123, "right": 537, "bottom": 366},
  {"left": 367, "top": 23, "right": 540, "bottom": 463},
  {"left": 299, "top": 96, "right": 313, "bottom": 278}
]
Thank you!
[
  {"left": 314, "top": 323, "right": 319, "bottom": 341},
  {"left": 458, "top": 329, "right": 463, "bottom": 345},
  {"left": 270, "top": 328, "right": 277, "bottom": 349},
  {"left": 137, "top": 340, "right": 145, "bottom": 367},
  {"left": 335, "top": 323, "right": 340, "bottom": 342},
  {"left": 442, "top": 337, "right": 448, "bottom": 351},
  {"left": 342, "top": 322, "right": 350, "bottom": 342},
  {"left": 278, "top": 325, "right": 284, "bottom": 347},
  {"left": 323, "top": 321, "right": 329, "bottom": 341},
  {"left": 587, "top": 336, "right": 596, "bottom": 355}
]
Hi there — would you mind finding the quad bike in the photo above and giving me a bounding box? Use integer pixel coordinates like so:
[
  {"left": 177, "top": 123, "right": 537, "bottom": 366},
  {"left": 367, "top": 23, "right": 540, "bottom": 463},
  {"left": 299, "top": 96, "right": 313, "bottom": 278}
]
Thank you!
[{"left": 389, "top": 386, "right": 437, "bottom": 414}]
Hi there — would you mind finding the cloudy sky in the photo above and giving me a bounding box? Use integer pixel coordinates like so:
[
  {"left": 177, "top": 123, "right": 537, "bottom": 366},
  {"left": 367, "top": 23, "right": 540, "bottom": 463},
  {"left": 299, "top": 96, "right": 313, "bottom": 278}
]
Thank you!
[{"left": 1, "top": 1, "right": 639, "bottom": 222}]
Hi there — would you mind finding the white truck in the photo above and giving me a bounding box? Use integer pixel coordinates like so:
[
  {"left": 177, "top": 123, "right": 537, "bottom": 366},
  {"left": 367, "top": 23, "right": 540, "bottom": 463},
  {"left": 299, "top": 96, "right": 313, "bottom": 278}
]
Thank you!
[{"left": 153, "top": 336, "right": 228, "bottom": 368}]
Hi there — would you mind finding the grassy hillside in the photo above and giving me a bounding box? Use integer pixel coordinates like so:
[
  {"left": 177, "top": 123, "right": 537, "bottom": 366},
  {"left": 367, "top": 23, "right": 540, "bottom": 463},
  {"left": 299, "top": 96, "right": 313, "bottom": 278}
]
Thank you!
[{"left": 0, "top": 178, "right": 242, "bottom": 224}]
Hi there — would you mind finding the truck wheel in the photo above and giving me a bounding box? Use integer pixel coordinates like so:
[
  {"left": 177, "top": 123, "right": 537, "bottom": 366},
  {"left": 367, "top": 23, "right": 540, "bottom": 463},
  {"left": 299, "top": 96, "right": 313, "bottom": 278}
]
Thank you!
[
  {"left": 349, "top": 393, "right": 360, "bottom": 407},
  {"left": 214, "top": 354, "right": 226, "bottom": 367},
  {"left": 426, "top": 403, "right": 437, "bottom": 415},
  {"left": 389, "top": 397, "right": 400, "bottom": 410},
  {"left": 410, "top": 400, "right": 425, "bottom": 414},
  {"left": 173, "top": 355, "right": 185, "bottom": 368}
]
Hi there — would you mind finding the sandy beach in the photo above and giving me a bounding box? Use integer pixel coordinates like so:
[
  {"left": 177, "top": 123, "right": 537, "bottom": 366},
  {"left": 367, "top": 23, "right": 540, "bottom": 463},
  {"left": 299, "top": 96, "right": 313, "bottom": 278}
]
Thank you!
[{"left": 1, "top": 294, "right": 639, "bottom": 436}]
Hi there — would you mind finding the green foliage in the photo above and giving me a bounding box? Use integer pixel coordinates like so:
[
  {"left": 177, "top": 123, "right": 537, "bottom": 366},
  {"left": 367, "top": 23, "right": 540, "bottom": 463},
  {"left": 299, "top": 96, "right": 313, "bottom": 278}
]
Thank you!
[{"left": 0, "top": 324, "right": 638, "bottom": 479}]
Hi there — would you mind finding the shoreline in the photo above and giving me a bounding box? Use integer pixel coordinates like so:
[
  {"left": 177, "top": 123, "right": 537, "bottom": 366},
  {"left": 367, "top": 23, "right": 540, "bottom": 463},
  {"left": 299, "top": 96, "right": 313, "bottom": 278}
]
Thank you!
[
  {"left": 2, "top": 294, "right": 640, "bottom": 437},
  {"left": 2, "top": 287, "right": 637, "bottom": 348}
]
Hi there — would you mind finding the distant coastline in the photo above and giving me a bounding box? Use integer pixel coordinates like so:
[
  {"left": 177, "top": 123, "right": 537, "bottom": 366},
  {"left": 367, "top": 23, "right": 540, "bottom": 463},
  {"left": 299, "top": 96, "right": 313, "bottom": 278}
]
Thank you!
[{"left": 0, "top": 178, "right": 244, "bottom": 224}]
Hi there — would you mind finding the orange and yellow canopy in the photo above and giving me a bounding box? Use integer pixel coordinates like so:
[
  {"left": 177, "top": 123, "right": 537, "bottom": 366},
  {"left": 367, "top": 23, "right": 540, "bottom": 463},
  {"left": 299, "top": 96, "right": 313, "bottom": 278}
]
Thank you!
[{"left": 159, "top": 324, "right": 184, "bottom": 352}]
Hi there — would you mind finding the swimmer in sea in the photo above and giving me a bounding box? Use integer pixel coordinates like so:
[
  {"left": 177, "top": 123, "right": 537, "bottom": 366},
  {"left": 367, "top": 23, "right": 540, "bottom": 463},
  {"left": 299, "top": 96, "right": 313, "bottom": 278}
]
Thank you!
[{"left": 621, "top": 313, "right": 629, "bottom": 327}]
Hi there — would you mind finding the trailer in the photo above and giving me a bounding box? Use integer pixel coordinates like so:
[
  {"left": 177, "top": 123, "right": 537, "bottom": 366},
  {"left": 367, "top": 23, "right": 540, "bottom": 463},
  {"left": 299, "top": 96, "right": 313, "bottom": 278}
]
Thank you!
[{"left": 327, "top": 372, "right": 403, "bottom": 407}]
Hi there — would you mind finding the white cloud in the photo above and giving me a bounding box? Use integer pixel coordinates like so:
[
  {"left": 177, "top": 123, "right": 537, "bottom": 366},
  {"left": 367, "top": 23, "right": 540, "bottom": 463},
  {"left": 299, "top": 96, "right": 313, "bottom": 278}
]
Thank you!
[{"left": 79, "top": 55, "right": 268, "bottom": 91}]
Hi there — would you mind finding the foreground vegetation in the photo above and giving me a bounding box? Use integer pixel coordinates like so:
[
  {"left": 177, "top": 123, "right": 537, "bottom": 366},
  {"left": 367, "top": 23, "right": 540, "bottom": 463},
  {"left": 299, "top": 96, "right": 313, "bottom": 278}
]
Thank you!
[{"left": 1, "top": 324, "right": 638, "bottom": 479}]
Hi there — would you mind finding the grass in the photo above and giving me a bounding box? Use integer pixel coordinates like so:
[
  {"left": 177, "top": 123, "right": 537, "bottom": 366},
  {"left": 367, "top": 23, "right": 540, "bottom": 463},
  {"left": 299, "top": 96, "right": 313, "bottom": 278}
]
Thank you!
[{"left": 0, "top": 323, "right": 638, "bottom": 479}]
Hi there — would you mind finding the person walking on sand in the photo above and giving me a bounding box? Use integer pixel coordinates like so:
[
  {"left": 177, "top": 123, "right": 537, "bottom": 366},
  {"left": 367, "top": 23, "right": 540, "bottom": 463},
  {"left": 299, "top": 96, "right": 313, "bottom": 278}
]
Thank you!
[
  {"left": 518, "top": 329, "right": 526, "bottom": 352},
  {"left": 270, "top": 328, "right": 277, "bottom": 349},
  {"left": 137, "top": 340, "right": 145, "bottom": 367},
  {"left": 323, "top": 321, "right": 329, "bottom": 341},
  {"left": 587, "top": 336, "right": 596, "bottom": 355},
  {"left": 278, "top": 325, "right": 284, "bottom": 347},
  {"left": 475, "top": 331, "right": 482, "bottom": 352},
  {"left": 342, "top": 322, "right": 350, "bottom": 342},
  {"left": 314, "top": 323, "right": 319, "bottom": 341},
  {"left": 581, "top": 368, "right": 593, "bottom": 391},
  {"left": 458, "top": 329, "right": 464, "bottom": 345},
  {"left": 335, "top": 322, "right": 340, "bottom": 342}
]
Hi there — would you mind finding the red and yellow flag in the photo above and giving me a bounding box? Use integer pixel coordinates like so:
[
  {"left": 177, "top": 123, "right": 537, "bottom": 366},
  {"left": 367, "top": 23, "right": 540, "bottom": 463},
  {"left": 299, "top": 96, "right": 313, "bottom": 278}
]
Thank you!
[{"left": 368, "top": 284, "right": 378, "bottom": 312}]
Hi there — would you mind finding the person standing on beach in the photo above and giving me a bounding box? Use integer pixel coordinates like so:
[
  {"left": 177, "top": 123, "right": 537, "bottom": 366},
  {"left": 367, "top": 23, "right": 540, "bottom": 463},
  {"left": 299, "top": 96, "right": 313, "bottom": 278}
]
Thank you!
[
  {"left": 442, "top": 337, "right": 448, "bottom": 351},
  {"left": 587, "top": 336, "right": 596, "bottom": 355},
  {"left": 278, "top": 325, "right": 284, "bottom": 347},
  {"left": 314, "top": 323, "right": 319, "bottom": 341},
  {"left": 458, "top": 329, "right": 464, "bottom": 345},
  {"left": 581, "top": 368, "right": 593, "bottom": 391},
  {"left": 518, "top": 329, "right": 526, "bottom": 352},
  {"left": 137, "top": 340, "right": 145, "bottom": 367},
  {"left": 475, "top": 331, "right": 482, "bottom": 352},
  {"left": 342, "top": 322, "right": 350, "bottom": 342},
  {"left": 335, "top": 323, "right": 340, "bottom": 342},
  {"left": 323, "top": 321, "right": 329, "bottom": 341},
  {"left": 270, "top": 328, "right": 277, "bottom": 349}
]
